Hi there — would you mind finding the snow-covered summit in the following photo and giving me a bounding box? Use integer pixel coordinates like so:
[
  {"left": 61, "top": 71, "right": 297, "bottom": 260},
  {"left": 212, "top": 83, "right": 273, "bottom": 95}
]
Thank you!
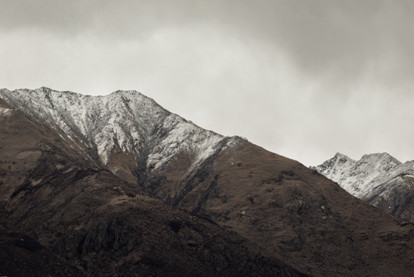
[
  {"left": 313, "top": 152, "right": 401, "bottom": 197},
  {"left": 312, "top": 153, "right": 355, "bottom": 174},
  {"left": 314, "top": 152, "right": 414, "bottom": 222},
  {"left": 0, "top": 87, "right": 239, "bottom": 169}
]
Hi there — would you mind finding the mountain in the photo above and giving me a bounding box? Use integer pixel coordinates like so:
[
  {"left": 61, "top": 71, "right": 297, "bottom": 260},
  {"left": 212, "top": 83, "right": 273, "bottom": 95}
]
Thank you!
[
  {"left": 0, "top": 87, "right": 235, "bottom": 185},
  {"left": 1, "top": 87, "right": 414, "bottom": 276},
  {"left": 313, "top": 153, "right": 414, "bottom": 223},
  {"left": 0, "top": 90, "right": 303, "bottom": 277}
]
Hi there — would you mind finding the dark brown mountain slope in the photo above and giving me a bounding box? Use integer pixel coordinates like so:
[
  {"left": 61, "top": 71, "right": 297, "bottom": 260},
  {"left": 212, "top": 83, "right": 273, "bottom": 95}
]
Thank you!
[
  {"left": 0, "top": 100, "right": 305, "bottom": 276},
  {"left": 2, "top": 89, "right": 414, "bottom": 277},
  {"left": 145, "top": 140, "right": 414, "bottom": 277},
  {"left": 0, "top": 231, "right": 86, "bottom": 277}
]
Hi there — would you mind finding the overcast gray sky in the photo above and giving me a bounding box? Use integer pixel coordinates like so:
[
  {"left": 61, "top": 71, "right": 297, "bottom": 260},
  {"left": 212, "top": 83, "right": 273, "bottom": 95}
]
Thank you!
[{"left": 1, "top": 0, "right": 414, "bottom": 165}]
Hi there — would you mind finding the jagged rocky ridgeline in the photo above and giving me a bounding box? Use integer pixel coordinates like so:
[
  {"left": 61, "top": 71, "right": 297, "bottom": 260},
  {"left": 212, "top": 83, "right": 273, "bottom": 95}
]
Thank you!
[
  {"left": 1, "top": 87, "right": 414, "bottom": 277},
  {"left": 313, "top": 153, "right": 414, "bottom": 223},
  {"left": 0, "top": 87, "right": 239, "bottom": 167}
]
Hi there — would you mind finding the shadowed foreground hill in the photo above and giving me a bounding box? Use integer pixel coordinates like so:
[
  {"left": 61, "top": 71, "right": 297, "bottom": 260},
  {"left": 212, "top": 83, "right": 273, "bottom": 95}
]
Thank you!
[
  {"left": 160, "top": 142, "right": 414, "bottom": 276},
  {"left": 152, "top": 141, "right": 414, "bottom": 276},
  {"left": 0, "top": 230, "right": 86, "bottom": 277}
]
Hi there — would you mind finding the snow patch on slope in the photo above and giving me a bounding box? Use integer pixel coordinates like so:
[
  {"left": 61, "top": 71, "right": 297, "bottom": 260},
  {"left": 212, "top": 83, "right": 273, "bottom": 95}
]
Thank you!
[
  {"left": 363, "top": 160, "right": 414, "bottom": 199},
  {"left": 0, "top": 106, "right": 12, "bottom": 116}
]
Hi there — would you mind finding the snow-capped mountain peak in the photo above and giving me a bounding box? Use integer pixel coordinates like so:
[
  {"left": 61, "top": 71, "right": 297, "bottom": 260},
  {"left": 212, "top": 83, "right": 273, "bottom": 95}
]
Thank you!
[
  {"left": 311, "top": 153, "right": 355, "bottom": 187},
  {"left": 313, "top": 152, "right": 401, "bottom": 197},
  {"left": 314, "top": 152, "right": 414, "bottom": 222},
  {"left": 0, "top": 87, "right": 239, "bottom": 171}
]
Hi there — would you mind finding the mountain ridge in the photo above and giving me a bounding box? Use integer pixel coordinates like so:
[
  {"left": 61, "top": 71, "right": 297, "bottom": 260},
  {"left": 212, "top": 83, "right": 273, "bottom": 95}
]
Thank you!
[
  {"left": 0, "top": 87, "right": 242, "bottom": 188},
  {"left": 0, "top": 92, "right": 305, "bottom": 276},
  {"left": 2, "top": 87, "right": 414, "bottom": 276},
  {"left": 313, "top": 152, "right": 414, "bottom": 223},
  {"left": 312, "top": 152, "right": 401, "bottom": 197}
]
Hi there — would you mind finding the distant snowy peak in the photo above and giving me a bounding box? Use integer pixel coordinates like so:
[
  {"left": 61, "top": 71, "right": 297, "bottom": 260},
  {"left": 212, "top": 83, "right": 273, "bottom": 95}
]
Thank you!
[
  {"left": 0, "top": 87, "right": 240, "bottom": 168},
  {"left": 312, "top": 153, "right": 355, "bottom": 177},
  {"left": 311, "top": 153, "right": 355, "bottom": 188},
  {"left": 313, "top": 152, "right": 402, "bottom": 197},
  {"left": 359, "top": 153, "right": 401, "bottom": 168},
  {"left": 314, "top": 152, "right": 414, "bottom": 222}
]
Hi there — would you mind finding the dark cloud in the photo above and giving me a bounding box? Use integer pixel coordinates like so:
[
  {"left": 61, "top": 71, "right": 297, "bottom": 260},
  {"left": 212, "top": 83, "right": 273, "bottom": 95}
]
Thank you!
[
  {"left": 1, "top": 0, "right": 414, "bottom": 164},
  {"left": 4, "top": 0, "right": 413, "bottom": 86}
]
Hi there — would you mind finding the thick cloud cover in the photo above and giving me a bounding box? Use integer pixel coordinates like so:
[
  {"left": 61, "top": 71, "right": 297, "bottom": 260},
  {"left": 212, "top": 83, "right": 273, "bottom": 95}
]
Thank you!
[{"left": 1, "top": 0, "right": 413, "bottom": 165}]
